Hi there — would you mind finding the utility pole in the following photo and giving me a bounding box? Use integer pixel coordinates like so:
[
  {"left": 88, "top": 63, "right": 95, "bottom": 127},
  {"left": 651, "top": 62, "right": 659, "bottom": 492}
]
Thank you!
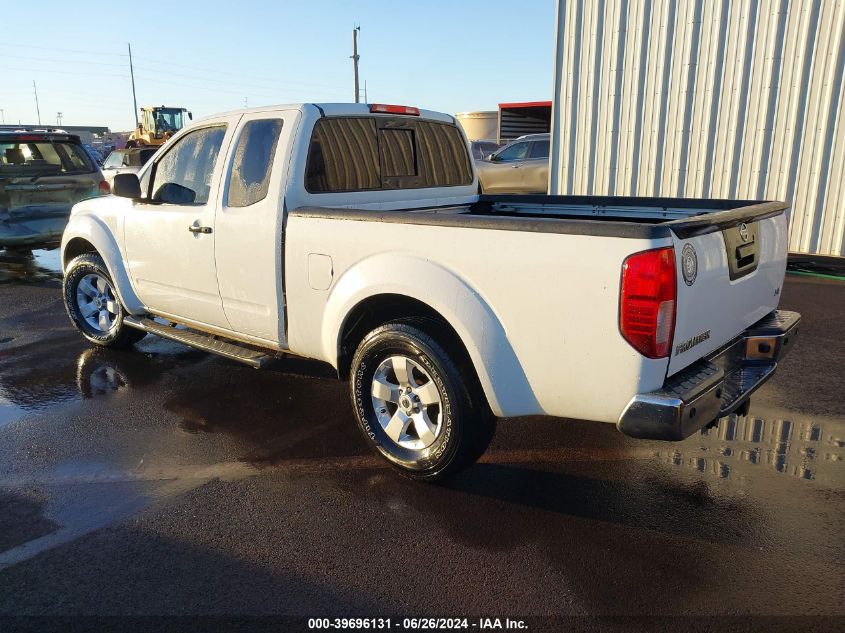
[
  {"left": 364, "top": 80, "right": 368, "bottom": 103},
  {"left": 0, "top": 109, "right": 4, "bottom": 124},
  {"left": 57, "top": 112, "right": 63, "bottom": 126},
  {"left": 244, "top": 96, "right": 248, "bottom": 108},
  {"left": 351, "top": 25, "right": 361, "bottom": 103},
  {"left": 33, "top": 81, "right": 41, "bottom": 126},
  {"left": 128, "top": 43, "right": 139, "bottom": 128}
]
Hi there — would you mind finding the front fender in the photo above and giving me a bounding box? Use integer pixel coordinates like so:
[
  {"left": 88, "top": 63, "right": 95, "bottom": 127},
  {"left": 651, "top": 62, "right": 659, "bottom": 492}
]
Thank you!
[
  {"left": 61, "top": 209, "right": 144, "bottom": 314},
  {"left": 322, "top": 253, "right": 541, "bottom": 417}
]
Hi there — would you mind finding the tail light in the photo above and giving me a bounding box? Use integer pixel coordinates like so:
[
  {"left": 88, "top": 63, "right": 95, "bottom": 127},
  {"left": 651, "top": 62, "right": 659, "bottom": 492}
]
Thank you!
[
  {"left": 369, "top": 103, "right": 420, "bottom": 116},
  {"left": 98, "top": 180, "right": 110, "bottom": 194},
  {"left": 620, "top": 247, "right": 676, "bottom": 358}
]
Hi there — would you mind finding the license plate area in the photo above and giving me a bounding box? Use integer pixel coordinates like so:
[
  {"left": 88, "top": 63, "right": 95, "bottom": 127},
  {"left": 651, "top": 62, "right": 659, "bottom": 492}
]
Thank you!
[{"left": 722, "top": 221, "right": 759, "bottom": 280}]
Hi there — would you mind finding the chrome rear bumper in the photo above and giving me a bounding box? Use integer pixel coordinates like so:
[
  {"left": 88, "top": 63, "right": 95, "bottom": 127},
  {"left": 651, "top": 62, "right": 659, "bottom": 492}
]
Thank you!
[{"left": 617, "top": 310, "right": 801, "bottom": 441}]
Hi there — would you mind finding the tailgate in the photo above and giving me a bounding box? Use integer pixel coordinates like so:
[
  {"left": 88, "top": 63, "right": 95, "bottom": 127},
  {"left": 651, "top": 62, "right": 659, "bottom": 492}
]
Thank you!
[
  {"left": 667, "top": 208, "right": 788, "bottom": 376},
  {"left": 1, "top": 176, "right": 100, "bottom": 211}
]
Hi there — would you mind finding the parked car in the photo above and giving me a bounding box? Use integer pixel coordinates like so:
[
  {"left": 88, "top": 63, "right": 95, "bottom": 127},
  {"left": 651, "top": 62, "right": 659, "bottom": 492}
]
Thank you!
[
  {"left": 1, "top": 131, "right": 108, "bottom": 248},
  {"left": 101, "top": 147, "right": 157, "bottom": 188},
  {"left": 60, "top": 103, "right": 799, "bottom": 481},
  {"left": 469, "top": 139, "right": 503, "bottom": 161},
  {"left": 82, "top": 143, "right": 104, "bottom": 166},
  {"left": 475, "top": 133, "right": 549, "bottom": 193}
]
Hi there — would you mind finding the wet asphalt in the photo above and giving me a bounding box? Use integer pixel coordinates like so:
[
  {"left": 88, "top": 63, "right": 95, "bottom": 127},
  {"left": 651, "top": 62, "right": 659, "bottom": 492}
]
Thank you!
[{"left": 0, "top": 247, "right": 842, "bottom": 629}]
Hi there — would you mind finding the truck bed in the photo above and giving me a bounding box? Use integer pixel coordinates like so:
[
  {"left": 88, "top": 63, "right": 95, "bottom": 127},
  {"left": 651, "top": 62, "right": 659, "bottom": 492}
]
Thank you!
[{"left": 294, "top": 194, "right": 787, "bottom": 240}]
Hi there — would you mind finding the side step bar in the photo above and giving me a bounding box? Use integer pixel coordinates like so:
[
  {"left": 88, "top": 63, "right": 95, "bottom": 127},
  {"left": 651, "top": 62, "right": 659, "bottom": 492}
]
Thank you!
[{"left": 124, "top": 316, "right": 275, "bottom": 369}]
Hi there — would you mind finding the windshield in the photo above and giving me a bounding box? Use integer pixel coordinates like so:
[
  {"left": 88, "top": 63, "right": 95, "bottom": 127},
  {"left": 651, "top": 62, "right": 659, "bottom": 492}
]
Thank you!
[
  {"left": 0, "top": 139, "right": 95, "bottom": 176},
  {"left": 103, "top": 151, "right": 125, "bottom": 169},
  {"left": 153, "top": 109, "right": 184, "bottom": 133}
]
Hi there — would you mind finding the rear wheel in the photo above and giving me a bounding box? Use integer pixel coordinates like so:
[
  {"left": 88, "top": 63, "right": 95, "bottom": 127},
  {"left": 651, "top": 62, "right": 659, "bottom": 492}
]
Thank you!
[
  {"left": 63, "top": 254, "right": 146, "bottom": 349},
  {"left": 350, "top": 320, "right": 495, "bottom": 481}
]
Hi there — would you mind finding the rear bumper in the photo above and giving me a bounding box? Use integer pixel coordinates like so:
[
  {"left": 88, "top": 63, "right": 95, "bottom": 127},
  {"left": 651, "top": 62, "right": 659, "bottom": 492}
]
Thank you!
[{"left": 617, "top": 309, "right": 801, "bottom": 441}]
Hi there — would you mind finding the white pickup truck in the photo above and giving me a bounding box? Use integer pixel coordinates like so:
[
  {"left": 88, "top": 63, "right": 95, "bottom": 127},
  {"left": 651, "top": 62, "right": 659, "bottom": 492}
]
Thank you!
[{"left": 60, "top": 103, "right": 801, "bottom": 480}]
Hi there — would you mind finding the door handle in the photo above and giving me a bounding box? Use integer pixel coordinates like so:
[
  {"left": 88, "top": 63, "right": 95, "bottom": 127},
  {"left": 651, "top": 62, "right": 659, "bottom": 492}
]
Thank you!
[{"left": 188, "top": 224, "right": 212, "bottom": 234}]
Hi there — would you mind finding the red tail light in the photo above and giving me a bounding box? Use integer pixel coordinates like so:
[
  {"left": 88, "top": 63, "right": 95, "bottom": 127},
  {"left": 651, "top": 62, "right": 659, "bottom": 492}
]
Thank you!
[
  {"left": 369, "top": 103, "right": 420, "bottom": 116},
  {"left": 98, "top": 180, "right": 110, "bottom": 194},
  {"left": 620, "top": 247, "right": 676, "bottom": 358}
]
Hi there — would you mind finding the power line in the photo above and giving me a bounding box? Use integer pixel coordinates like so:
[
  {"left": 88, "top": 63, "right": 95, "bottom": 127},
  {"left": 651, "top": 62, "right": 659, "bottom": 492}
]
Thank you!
[
  {"left": 0, "top": 52, "right": 128, "bottom": 68},
  {"left": 0, "top": 65, "right": 128, "bottom": 78},
  {"left": 129, "top": 53, "right": 336, "bottom": 88},
  {"left": 0, "top": 42, "right": 125, "bottom": 58},
  {"left": 132, "top": 72, "right": 330, "bottom": 101},
  {"left": 131, "top": 64, "right": 345, "bottom": 95}
]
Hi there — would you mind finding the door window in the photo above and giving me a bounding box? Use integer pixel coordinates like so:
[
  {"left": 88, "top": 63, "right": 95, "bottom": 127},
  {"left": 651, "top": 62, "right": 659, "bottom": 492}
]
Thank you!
[
  {"left": 226, "top": 119, "right": 284, "bottom": 207},
  {"left": 150, "top": 126, "right": 226, "bottom": 205},
  {"left": 528, "top": 140, "right": 550, "bottom": 159},
  {"left": 494, "top": 142, "right": 529, "bottom": 162}
]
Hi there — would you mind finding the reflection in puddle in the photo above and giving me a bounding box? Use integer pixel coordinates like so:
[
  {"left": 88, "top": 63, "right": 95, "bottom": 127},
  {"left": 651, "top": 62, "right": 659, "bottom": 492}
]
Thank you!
[
  {"left": 658, "top": 414, "right": 843, "bottom": 485},
  {"left": 0, "top": 247, "right": 63, "bottom": 283},
  {"left": 75, "top": 349, "right": 130, "bottom": 399}
]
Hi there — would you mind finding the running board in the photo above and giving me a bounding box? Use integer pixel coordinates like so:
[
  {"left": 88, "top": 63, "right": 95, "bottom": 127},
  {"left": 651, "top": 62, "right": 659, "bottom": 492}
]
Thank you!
[{"left": 124, "top": 316, "right": 275, "bottom": 369}]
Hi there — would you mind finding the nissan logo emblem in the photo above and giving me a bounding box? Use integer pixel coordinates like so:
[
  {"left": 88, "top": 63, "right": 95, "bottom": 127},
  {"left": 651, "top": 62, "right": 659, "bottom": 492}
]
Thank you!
[
  {"left": 681, "top": 244, "right": 698, "bottom": 286},
  {"left": 739, "top": 223, "right": 750, "bottom": 242}
]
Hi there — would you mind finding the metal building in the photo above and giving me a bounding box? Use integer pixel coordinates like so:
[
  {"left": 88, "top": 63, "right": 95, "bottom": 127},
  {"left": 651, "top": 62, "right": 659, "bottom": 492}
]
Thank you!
[{"left": 549, "top": 0, "right": 845, "bottom": 255}]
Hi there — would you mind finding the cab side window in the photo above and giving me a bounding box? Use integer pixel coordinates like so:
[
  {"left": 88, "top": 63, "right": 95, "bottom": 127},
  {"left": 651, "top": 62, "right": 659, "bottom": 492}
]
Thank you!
[
  {"left": 226, "top": 119, "right": 284, "bottom": 207},
  {"left": 494, "top": 142, "right": 529, "bottom": 162},
  {"left": 151, "top": 126, "right": 226, "bottom": 205}
]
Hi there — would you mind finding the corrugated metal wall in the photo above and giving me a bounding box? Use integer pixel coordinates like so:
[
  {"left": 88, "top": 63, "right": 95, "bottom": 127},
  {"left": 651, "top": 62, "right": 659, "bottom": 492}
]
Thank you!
[{"left": 550, "top": 0, "right": 845, "bottom": 255}]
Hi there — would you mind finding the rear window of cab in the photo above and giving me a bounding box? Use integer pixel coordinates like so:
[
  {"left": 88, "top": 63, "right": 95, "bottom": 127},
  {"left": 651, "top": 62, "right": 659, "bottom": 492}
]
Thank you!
[
  {"left": 305, "top": 117, "right": 473, "bottom": 193},
  {"left": 0, "top": 138, "right": 95, "bottom": 175}
]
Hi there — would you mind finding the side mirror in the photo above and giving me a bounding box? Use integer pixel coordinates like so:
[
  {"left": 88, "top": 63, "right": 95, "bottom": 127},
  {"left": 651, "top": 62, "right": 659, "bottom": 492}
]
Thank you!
[
  {"left": 187, "top": 111, "right": 193, "bottom": 120},
  {"left": 487, "top": 153, "right": 499, "bottom": 162},
  {"left": 113, "top": 173, "right": 142, "bottom": 199}
]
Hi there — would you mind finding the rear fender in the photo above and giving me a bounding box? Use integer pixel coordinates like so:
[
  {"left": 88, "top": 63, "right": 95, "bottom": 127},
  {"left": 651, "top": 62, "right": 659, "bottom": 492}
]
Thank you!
[{"left": 322, "top": 253, "right": 541, "bottom": 417}]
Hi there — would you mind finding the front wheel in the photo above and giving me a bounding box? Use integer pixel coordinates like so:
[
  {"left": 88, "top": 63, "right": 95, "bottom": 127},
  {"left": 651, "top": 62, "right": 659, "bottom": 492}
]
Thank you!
[
  {"left": 63, "top": 254, "right": 146, "bottom": 349},
  {"left": 350, "top": 320, "right": 495, "bottom": 481}
]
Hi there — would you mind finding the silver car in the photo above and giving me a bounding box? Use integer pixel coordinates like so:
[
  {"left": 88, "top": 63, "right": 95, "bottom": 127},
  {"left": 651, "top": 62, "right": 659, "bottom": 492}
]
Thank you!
[
  {"left": 475, "top": 133, "right": 549, "bottom": 194},
  {"left": 101, "top": 147, "right": 157, "bottom": 188}
]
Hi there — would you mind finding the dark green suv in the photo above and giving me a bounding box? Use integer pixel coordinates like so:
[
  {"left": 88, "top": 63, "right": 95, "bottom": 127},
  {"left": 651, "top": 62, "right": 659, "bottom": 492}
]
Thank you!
[{"left": 0, "top": 131, "right": 108, "bottom": 248}]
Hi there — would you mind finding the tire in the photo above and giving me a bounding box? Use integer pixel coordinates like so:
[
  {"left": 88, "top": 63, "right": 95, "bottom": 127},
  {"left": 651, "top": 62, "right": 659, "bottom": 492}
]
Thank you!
[
  {"left": 63, "top": 253, "right": 146, "bottom": 349},
  {"left": 350, "top": 319, "right": 496, "bottom": 481}
]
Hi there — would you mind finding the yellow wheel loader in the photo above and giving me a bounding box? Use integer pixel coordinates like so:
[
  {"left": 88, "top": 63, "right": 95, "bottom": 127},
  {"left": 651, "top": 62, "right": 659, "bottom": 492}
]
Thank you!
[{"left": 126, "top": 106, "right": 192, "bottom": 148}]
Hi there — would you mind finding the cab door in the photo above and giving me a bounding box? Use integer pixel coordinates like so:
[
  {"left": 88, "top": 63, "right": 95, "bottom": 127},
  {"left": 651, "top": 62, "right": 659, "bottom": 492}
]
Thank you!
[
  {"left": 124, "top": 117, "right": 239, "bottom": 329},
  {"left": 214, "top": 109, "right": 299, "bottom": 345}
]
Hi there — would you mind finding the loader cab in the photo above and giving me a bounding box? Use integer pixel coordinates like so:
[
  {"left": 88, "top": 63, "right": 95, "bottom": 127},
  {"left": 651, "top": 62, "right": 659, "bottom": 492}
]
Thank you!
[
  {"left": 144, "top": 107, "right": 189, "bottom": 138},
  {"left": 130, "top": 106, "right": 193, "bottom": 147}
]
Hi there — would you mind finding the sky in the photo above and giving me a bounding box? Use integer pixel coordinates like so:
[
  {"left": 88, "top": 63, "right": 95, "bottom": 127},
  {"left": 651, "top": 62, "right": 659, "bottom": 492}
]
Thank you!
[{"left": 0, "top": 0, "right": 556, "bottom": 131}]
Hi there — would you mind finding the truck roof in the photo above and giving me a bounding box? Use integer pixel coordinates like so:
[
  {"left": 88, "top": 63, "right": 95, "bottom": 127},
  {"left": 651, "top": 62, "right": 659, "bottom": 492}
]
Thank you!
[{"left": 192, "top": 103, "right": 457, "bottom": 125}]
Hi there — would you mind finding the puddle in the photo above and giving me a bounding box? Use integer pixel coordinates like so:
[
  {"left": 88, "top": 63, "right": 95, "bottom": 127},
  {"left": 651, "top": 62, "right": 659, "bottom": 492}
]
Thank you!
[
  {"left": 656, "top": 412, "right": 844, "bottom": 485},
  {"left": 0, "top": 397, "right": 26, "bottom": 430},
  {"left": 0, "top": 247, "right": 63, "bottom": 284}
]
